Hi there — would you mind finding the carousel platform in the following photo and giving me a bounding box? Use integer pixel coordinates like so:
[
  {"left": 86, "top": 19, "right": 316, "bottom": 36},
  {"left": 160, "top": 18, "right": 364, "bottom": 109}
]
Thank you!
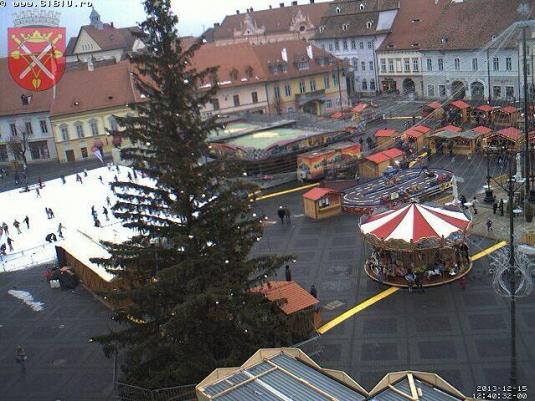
[{"left": 342, "top": 168, "right": 453, "bottom": 213}]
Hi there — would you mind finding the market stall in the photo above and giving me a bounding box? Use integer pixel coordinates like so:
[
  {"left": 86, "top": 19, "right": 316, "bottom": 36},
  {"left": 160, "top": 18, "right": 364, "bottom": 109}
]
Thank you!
[
  {"left": 446, "top": 100, "right": 471, "bottom": 124},
  {"left": 297, "top": 142, "right": 361, "bottom": 181},
  {"left": 360, "top": 202, "right": 472, "bottom": 287},
  {"left": 374, "top": 129, "right": 400, "bottom": 148},
  {"left": 303, "top": 187, "right": 342, "bottom": 219},
  {"left": 422, "top": 101, "right": 444, "bottom": 120},
  {"left": 494, "top": 105, "right": 520, "bottom": 129},
  {"left": 359, "top": 148, "right": 405, "bottom": 179},
  {"left": 402, "top": 125, "right": 432, "bottom": 151},
  {"left": 484, "top": 127, "right": 522, "bottom": 150},
  {"left": 428, "top": 129, "right": 484, "bottom": 156},
  {"left": 471, "top": 104, "right": 494, "bottom": 126}
]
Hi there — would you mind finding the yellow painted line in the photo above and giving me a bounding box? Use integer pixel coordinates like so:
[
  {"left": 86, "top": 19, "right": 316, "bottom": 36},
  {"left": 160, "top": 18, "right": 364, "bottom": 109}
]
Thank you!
[
  {"left": 471, "top": 241, "right": 507, "bottom": 261},
  {"left": 318, "top": 241, "right": 506, "bottom": 334},
  {"left": 317, "top": 287, "right": 399, "bottom": 334},
  {"left": 256, "top": 183, "right": 319, "bottom": 201},
  {"left": 384, "top": 115, "right": 422, "bottom": 120}
]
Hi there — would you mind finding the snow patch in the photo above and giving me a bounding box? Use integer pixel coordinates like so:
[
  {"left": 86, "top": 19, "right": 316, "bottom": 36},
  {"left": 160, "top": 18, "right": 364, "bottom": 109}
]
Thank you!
[{"left": 8, "top": 290, "right": 44, "bottom": 311}]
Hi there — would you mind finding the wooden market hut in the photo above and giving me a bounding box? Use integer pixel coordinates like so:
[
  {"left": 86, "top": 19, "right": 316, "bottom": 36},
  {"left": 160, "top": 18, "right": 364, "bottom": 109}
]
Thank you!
[
  {"left": 302, "top": 187, "right": 342, "bottom": 219},
  {"left": 374, "top": 128, "right": 400, "bottom": 148},
  {"left": 484, "top": 127, "right": 522, "bottom": 150},
  {"left": 472, "top": 125, "right": 493, "bottom": 137},
  {"left": 422, "top": 101, "right": 444, "bottom": 120},
  {"left": 359, "top": 148, "right": 405, "bottom": 179},
  {"left": 251, "top": 281, "right": 321, "bottom": 335},
  {"left": 403, "top": 125, "right": 431, "bottom": 151},
  {"left": 427, "top": 125, "right": 462, "bottom": 155},
  {"left": 447, "top": 100, "right": 471, "bottom": 124},
  {"left": 494, "top": 105, "right": 520, "bottom": 128},
  {"left": 471, "top": 104, "right": 494, "bottom": 125}
]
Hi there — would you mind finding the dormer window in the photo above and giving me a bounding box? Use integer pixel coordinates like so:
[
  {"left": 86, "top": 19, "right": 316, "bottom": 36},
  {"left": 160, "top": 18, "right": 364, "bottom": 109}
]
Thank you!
[
  {"left": 336, "top": 6, "right": 341, "bottom": 13},
  {"left": 319, "top": 25, "right": 325, "bottom": 33},
  {"left": 359, "top": 3, "right": 365, "bottom": 10},
  {"left": 366, "top": 21, "right": 373, "bottom": 29},
  {"left": 299, "top": 25, "right": 306, "bottom": 32},
  {"left": 387, "top": 44, "right": 394, "bottom": 48},
  {"left": 411, "top": 42, "right": 419, "bottom": 47},
  {"left": 440, "top": 37, "right": 448, "bottom": 44},
  {"left": 411, "top": 18, "right": 421, "bottom": 23},
  {"left": 229, "top": 68, "right": 239, "bottom": 81},
  {"left": 245, "top": 66, "right": 254, "bottom": 78},
  {"left": 297, "top": 60, "right": 309, "bottom": 70},
  {"left": 342, "top": 23, "right": 349, "bottom": 31}
]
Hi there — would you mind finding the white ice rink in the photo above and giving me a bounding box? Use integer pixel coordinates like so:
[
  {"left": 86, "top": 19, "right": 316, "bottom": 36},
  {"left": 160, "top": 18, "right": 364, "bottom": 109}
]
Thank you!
[{"left": 0, "top": 164, "right": 147, "bottom": 272}]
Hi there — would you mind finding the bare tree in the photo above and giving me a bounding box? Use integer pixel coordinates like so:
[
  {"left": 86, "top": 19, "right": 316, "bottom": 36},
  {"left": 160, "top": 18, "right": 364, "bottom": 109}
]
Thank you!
[{"left": 7, "top": 123, "right": 29, "bottom": 171}]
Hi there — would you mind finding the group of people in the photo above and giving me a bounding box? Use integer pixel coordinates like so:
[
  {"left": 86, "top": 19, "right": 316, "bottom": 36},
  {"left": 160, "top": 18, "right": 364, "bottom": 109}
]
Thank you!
[
  {"left": 0, "top": 217, "right": 30, "bottom": 255},
  {"left": 277, "top": 206, "right": 292, "bottom": 224},
  {"left": 91, "top": 202, "right": 111, "bottom": 228}
]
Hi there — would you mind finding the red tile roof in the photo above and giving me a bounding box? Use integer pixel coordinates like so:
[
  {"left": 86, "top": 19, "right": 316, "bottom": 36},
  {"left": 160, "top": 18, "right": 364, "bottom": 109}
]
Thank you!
[
  {"left": 352, "top": 102, "right": 370, "bottom": 113},
  {"left": 426, "top": 101, "right": 443, "bottom": 110},
  {"left": 303, "top": 187, "right": 337, "bottom": 201},
  {"left": 252, "top": 281, "right": 319, "bottom": 315},
  {"left": 0, "top": 58, "right": 55, "bottom": 117},
  {"left": 497, "top": 127, "right": 522, "bottom": 141},
  {"left": 413, "top": 125, "right": 431, "bottom": 134},
  {"left": 440, "top": 125, "right": 462, "bottom": 133},
  {"left": 450, "top": 100, "right": 470, "bottom": 110},
  {"left": 500, "top": 106, "right": 519, "bottom": 114},
  {"left": 50, "top": 61, "right": 140, "bottom": 117},
  {"left": 66, "top": 24, "right": 139, "bottom": 56},
  {"left": 365, "top": 148, "right": 404, "bottom": 164},
  {"left": 375, "top": 129, "right": 398, "bottom": 138},
  {"left": 477, "top": 104, "right": 494, "bottom": 112},
  {"left": 472, "top": 126, "right": 492, "bottom": 135},
  {"left": 405, "top": 129, "right": 427, "bottom": 139}
]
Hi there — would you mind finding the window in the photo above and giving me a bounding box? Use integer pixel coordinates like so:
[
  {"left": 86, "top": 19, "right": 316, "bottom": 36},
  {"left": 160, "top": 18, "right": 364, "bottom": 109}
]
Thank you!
[
  {"left": 284, "top": 84, "right": 292, "bottom": 97},
  {"left": 426, "top": 58, "right": 432, "bottom": 71},
  {"left": 388, "top": 59, "right": 394, "bottom": 72},
  {"left": 506, "top": 86, "right": 514, "bottom": 98},
  {"left": 274, "top": 87, "right": 281, "bottom": 99},
  {"left": 29, "top": 141, "right": 49, "bottom": 160},
  {"left": 343, "top": 39, "right": 348, "bottom": 50},
  {"left": 412, "top": 58, "right": 419, "bottom": 72},
  {"left": 336, "top": 6, "right": 341, "bottom": 13},
  {"left": 493, "top": 85, "right": 501, "bottom": 98},
  {"left": 359, "top": 41, "right": 364, "bottom": 49},
  {"left": 506, "top": 57, "right": 512, "bottom": 71},
  {"left": 404, "top": 58, "right": 410, "bottom": 72},
  {"left": 362, "top": 79, "right": 367, "bottom": 90},
  {"left": 211, "top": 98, "right": 220, "bottom": 110},
  {"left": 287, "top": 107, "right": 294, "bottom": 113},
  {"left": 324, "top": 75, "right": 330, "bottom": 89},
  {"left": 361, "top": 61, "right": 366, "bottom": 71},
  {"left": 299, "top": 80, "right": 306, "bottom": 93},
  {"left": 24, "top": 121, "right": 33, "bottom": 136},
  {"left": 493, "top": 57, "right": 499, "bottom": 71},
  {"left": 90, "top": 120, "right": 99, "bottom": 136},
  {"left": 333, "top": 72, "right": 338, "bottom": 86},
  {"left": 80, "top": 147, "right": 88, "bottom": 159},
  {"left": 233, "top": 94, "right": 240, "bottom": 106},
  {"left": 60, "top": 125, "right": 69, "bottom": 141},
  {"left": 380, "top": 58, "right": 386, "bottom": 73},
  {"left": 334, "top": 40, "right": 340, "bottom": 51},
  {"left": 369, "top": 61, "right": 374, "bottom": 70},
  {"left": 10, "top": 123, "right": 17, "bottom": 136},
  {"left": 336, "top": 97, "right": 341, "bottom": 105},
  {"left": 309, "top": 79, "right": 317, "bottom": 92},
  {"left": 325, "top": 99, "right": 332, "bottom": 108},
  {"left": 75, "top": 123, "right": 84, "bottom": 139},
  {"left": 352, "top": 57, "right": 358, "bottom": 69},
  {"left": 351, "top": 39, "right": 356, "bottom": 49},
  {"left": 328, "top": 43, "right": 333, "bottom": 51},
  {"left": 438, "top": 58, "right": 444, "bottom": 71},
  {"left": 251, "top": 91, "right": 258, "bottom": 103},
  {"left": 297, "top": 61, "right": 309, "bottom": 70},
  {"left": 472, "top": 58, "right": 478, "bottom": 71},
  {"left": 454, "top": 58, "right": 460, "bottom": 71},
  {"left": 39, "top": 120, "right": 48, "bottom": 134},
  {"left": 427, "top": 84, "right": 435, "bottom": 97},
  {"left": 366, "top": 21, "right": 372, "bottom": 29},
  {"left": 370, "top": 79, "right": 375, "bottom": 90},
  {"left": 319, "top": 25, "right": 325, "bottom": 33},
  {"left": 109, "top": 116, "right": 118, "bottom": 131},
  {"left": 368, "top": 41, "right": 373, "bottom": 49},
  {"left": 359, "top": 3, "right": 365, "bottom": 10},
  {"left": 0, "top": 145, "right": 7, "bottom": 161},
  {"left": 439, "top": 84, "right": 446, "bottom": 97}
]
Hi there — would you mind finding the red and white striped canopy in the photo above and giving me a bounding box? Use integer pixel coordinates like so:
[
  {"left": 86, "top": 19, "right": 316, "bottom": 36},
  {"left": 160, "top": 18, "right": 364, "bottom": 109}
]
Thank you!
[{"left": 360, "top": 203, "right": 470, "bottom": 243}]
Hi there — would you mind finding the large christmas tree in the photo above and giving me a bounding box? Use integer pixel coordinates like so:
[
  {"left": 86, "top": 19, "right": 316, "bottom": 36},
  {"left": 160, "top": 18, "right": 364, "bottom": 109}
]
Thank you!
[{"left": 93, "top": 0, "right": 294, "bottom": 388}]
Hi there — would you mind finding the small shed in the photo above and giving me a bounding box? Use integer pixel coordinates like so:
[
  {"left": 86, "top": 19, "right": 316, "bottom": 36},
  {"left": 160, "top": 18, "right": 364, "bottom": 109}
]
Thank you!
[
  {"left": 360, "top": 148, "right": 405, "bottom": 179},
  {"left": 472, "top": 104, "right": 494, "bottom": 125},
  {"left": 374, "top": 128, "right": 400, "bottom": 148},
  {"left": 403, "top": 125, "right": 431, "bottom": 151},
  {"left": 422, "top": 101, "right": 444, "bottom": 120},
  {"left": 448, "top": 99, "right": 471, "bottom": 123},
  {"left": 494, "top": 105, "right": 520, "bottom": 128},
  {"left": 303, "top": 187, "right": 342, "bottom": 219}
]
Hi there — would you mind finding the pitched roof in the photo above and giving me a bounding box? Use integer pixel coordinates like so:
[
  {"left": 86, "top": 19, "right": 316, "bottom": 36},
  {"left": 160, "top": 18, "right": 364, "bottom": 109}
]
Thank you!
[
  {"left": 303, "top": 187, "right": 337, "bottom": 201},
  {"left": 365, "top": 148, "right": 404, "bottom": 164},
  {"left": 252, "top": 281, "right": 319, "bottom": 315},
  {"left": 0, "top": 58, "right": 55, "bottom": 117},
  {"left": 314, "top": 11, "right": 390, "bottom": 40},
  {"left": 496, "top": 127, "right": 522, "bottom": 141},
  {"left": 440, "top": 124, "right": 462, "bottom": 133},
  {"left": 404, "top": 128, "right": 427, "bottom": 139},
  {"left": 66, "top": 24, "right": 139, "bottom": 56},
  {"left": 477, "top": 104, "right": 494, "bottom": 112},
  {"left": 500, "top": 105, "right": 519, "bottom": 114},
  {"left": 426, "top": 101, "right": 443, "bottom": 110},
  {"left": 50, "top": 61, "right": 139, "bottom": 117},
  {"left": 450, "top": 100, "right": 470, "bottom": 110},
  {"left": 213, "top": 2, "right": 329, "bottom": 41},
  {"left": 472, "top": 125, "right": 492, "bottom": 135},
  {"left": 413, "top": 125, "right": 431, "bottom": 133},
  {"left": 375, "top": 128, "right": 398, "bottom": 138}
]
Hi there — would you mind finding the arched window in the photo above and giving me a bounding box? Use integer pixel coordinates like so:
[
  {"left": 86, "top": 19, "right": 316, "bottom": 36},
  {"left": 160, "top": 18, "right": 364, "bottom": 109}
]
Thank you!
[
  {"left": 74, "top": 122, "right": 84, "bottom": 139},
  {"left": 60, "top": 124, "right": 69, "bottom": 141},
  {"left": 366, "top": 21, "right": 373, "bottom": 29},
  {"left": 89, "top": 119, "right": 99, "bottom": 136},
  {"left": 359, "top": 3, "right": 365, "bottom": 10},
  {"left": 336, "top": 6, "right": 341, "bottom": 13},
  {"left": 109, "top": 116, "right": 118, "bottom": 132}
]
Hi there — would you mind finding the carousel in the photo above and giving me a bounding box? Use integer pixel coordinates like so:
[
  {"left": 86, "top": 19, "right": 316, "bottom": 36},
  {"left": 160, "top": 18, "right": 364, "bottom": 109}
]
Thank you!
[{"left": 360, "top": 202, "right": 472, "bottom": 288}]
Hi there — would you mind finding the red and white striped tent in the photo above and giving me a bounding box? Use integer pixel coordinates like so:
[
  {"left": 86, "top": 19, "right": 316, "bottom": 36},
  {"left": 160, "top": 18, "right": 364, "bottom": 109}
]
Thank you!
[{"left": 360, "top": 203, "right": 470, "bottom": 244}]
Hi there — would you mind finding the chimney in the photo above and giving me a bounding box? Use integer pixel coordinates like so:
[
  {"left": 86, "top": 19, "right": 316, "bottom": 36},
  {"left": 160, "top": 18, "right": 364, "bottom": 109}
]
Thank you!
[
  {"left": 236, "top": 9, "right": 240, "bottom": 14},
  {"left": 269, "top": 4, "right": 272, "bottom": 8},
  {"left": 280, "top": 2, "right": 285, "bottom": 7},
  {"left": 110, "top": 21, "right": 114, "bottom": 28},
  {"left": 214, "top": 22, "right": 220, "bottom": 28},
  {"left": 310, "top": 0, "right": 314, "bottom": 3},
  {"left": 250, "top": 6, "right": 254, "bottom": 12},
  {"left": 291, "top": 0, "right": 298, "bottom": 5}
]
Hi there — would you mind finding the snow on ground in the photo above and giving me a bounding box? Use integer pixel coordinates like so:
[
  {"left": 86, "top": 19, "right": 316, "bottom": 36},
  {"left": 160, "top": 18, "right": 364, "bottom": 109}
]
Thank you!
[
  {"left": 8, "top": 289, "right": 45, "bottom": 311},
  {"left": 0, "top": 164, "right": 151, "bottom": 272}
]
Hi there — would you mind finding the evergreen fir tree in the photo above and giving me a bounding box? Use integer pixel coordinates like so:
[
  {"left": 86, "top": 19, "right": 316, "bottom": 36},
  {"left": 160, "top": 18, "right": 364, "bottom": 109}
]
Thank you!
[{"left": 92, "top": 0, "right": 295, "bottom": 388}]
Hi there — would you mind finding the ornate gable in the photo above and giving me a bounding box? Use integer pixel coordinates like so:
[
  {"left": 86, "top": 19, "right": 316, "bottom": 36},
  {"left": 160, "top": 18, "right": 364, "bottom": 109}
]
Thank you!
[
  {"left": 234, "top": 12, "right": 266, "bottom": 38},
  {"left": 289, "top": 8, "right": 315, "bottom": 33}
]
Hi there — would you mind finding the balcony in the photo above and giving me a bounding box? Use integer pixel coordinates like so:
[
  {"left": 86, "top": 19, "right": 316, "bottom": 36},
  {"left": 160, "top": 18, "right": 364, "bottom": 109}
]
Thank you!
[{"left": 295, "top": 89, "right": 326, "bottom": 107}]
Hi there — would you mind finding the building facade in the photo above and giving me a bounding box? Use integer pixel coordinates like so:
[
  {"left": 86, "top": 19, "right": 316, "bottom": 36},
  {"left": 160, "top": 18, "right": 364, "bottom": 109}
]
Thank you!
[
  {"left": 0, "top": 59, "right": 57, "bottom": 165},
  {"left": 312, "top": 0, "right": 399, "bottom": 97},
  {"left": 377, "top": 49, "right": 423, "bottom": 96}
]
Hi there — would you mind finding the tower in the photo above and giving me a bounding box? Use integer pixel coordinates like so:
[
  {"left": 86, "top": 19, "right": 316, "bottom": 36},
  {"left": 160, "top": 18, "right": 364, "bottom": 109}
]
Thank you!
[{"left": 89, "top": 6, "right": 103, "bottom": 29}]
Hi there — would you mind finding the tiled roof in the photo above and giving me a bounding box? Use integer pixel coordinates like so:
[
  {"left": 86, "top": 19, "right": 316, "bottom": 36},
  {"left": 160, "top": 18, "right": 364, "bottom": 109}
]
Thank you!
[
  {"left": 213, "top": 3, "right": 329, "bottom": 40},
  {"left": 497, "top": 127, "right": 522, "bottom": 141},
  {"left": 426, "top": 101, "right": 443, "bottom": 110},
  {"left": 303, "top": 187, "right": 337, "bottom": 201},
  {"left": 477, "top": 104, "right": 494, "bottom": 112},
  {"left": 375, "top": 128, "right": 398, "bottom": 138},
  {"left": 501, "top": 105, "right": 519, "bottom": 114},
  {"left": 0, "top": 58, "right": 55, "bottom": 117},
  {"left": 472, "top": 126, "right": 492, "bottom": 135},
  {"left": 50, "top": 61, "right": 139, "bottom": 117},
  {"left": 365, "top": 148, "right": 404, "bottom": 164},
  {"left": 413, "top": 125, "right": 431, "bottom": 133},
  {"left": 252, "top": 281, "right": 319, "bottom": 315},
  {"left": 404, "top": 128, "right": 427, "bottom": 139},
  {"left": 324, "top": 0, "right": 399, "bottom": 16},
  {"left": 450, "top": 100, "right": 470, "bottom": 110},
  {"left": 66, "top": 24, "right": 139, "bottom": 56},
  {"left": 440, "top": 124, "right": 462, "bottom": 133}
]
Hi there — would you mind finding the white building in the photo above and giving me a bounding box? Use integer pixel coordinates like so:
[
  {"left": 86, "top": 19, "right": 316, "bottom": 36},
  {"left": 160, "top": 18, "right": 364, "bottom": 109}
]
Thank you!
[{"left": 312, "top": 0, "right": 399, "bottom": 97}]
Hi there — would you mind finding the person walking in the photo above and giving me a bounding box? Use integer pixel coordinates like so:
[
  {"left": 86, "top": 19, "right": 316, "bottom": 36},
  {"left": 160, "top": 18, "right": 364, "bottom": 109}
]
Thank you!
[
  {"left": 23, "top": 216, "right": 29, "bottom": 229},
  {"left": 13, "top": 220, "right": 21, "bottom": 234},
  {"left": 284, "top": 207, "right": 291, "bottom": 224},
  {"left": 277, "top": 206, "right": 286, "bottom": 224},
  {"left": 127, "top": 172, "right": 133, "bottom": 181},
  {"left": 57, "top": 223, "right": 64, "bottom": 239},
  {"left": 48, "top": 208, "right": 54, "bottom": 219},
  {"left": 98, "top": 175, "right": 103, "bottom": 184},
  {"left": 16, "top": 345, "right": 26, "bottom": 374},
  {"left": 133, "top": 169, "right": 138, "bottom": 180},
  {"left": 499, "top": 199, "right": 504, "bottom": 216},
  {"left": 114, "top": 175, "right": 119, "bottom": 183},
  {"left": 106, "top": 196, "right": 111, "bottom": 207},
  {"left": 2, "top": 222, "right": 9, "bottom": 236},
  {"left": 310, "top": 284, "right": 318, "bottom": 299},
  {"left": 102, "top": 206, "right": 109, "bottom": 221},
  {"left": 486, "top": 218, "right": 493, "bottom": 233},
  {"left": 493, "top": 201, "right": 498, "bottom": 215},
  {"left": 35, "top": 187, "right": 40, "bottom": 198},
  {"left": 83, "top": 169, "right": 88, "bottom": 177},
  {"left": 45, "top": 207, "right": 50, "bottom": 219},
  {"left": 61, "top": 175, "right": 66, "bottom": 184},
  {"left": 7, "top": 236, "right": 14, "bottom": 252},
  {"left": 94, "top": 217, "right": 101, "bottom": 228},
  {"left": 471, "top": 196, "right": 478, "bottom": 215},
  {"left": 38, "top": 176, "right": 43, "bottom": 189},
  {"left": 76, "top": 174, "right": 83, "bottom": 184},
  {"left": 285, "top": 265, "right": 292, "bottom": 281}
]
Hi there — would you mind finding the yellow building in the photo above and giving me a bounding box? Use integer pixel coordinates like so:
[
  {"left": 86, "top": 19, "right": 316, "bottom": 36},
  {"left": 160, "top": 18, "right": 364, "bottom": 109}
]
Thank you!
[{"left": 50, "top": 61, "right": 138, "bottom": 162}]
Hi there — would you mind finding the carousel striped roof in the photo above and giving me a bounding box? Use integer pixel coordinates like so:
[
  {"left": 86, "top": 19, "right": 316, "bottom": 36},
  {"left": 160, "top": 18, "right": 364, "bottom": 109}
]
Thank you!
[{"left": 360, "top": 203, "right": 470, "bottom": 243}]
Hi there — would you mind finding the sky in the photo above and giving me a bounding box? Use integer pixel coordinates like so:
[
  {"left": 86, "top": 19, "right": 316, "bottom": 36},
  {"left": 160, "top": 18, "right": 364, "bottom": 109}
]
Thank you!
[{"left": 0, "top": 0, "right": 330, "bottom": 57}]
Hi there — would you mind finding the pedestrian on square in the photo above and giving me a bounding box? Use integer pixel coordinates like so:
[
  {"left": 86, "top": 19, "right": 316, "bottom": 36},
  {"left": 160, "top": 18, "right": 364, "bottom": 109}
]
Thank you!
[
  {"left": 414, "top": 271, "right": 424, "bottom": 293},
  {"left": 61, "top": 175, "right": 66, "bottom": 184},
  {"left": 133, "top": 169, "right": 138, "bottom": 180},
  {"left": 114, "top": 175, "right": 119, "bottom": 183},
  {"left": 13, "top": 220, "right": 21, "bottom": 234},
  {"left": 460, "top": 194, "right": 467, "bottom": 209},
  {"left": 486, "top": 218, "right": 493, "bottom": 233},
  {"left": 310, "top": 284, "right": 318, "bottom": 299},
  {"left": 7, "top": 236, "right": 14, "bottom": 252},
  {"left": 106, "top": 196, "right": 111, "bottom": 207},
  {"left": 48, "top": 208, "right": 54, "bottom": 219},
  {"left": 284, "top": 207, "right": 291, "bottom": 224},
  {"left": 58, "top": 223, "right": 64, "bottom": 239},
  {"left": 471, "top": 203, "right": 478, "bottom": 215},
  {"left": 91, "top": 205, "right": 96, "bottom": 216},
  {"left": 0, "top": 243, "right": 6, "bottom": 256},
  {"left": 127, "top": 172, "right": 133, "bottom": 181},
  {"left": 405, "top": 270, "right": 415, "bottom": 293},
  {"left": 76, "top": 174, "right": 83, "bottom": 184},
  {"left": 499, "top": 199, "right": 504, "bottom": 216},
  {"left": 94, "top": 217, "right": 101, "bottom": 228},
  {"left": 23, "top": 216, "right": 29, "bottom": 229},
  {"left": 38, "top": 176, "right": 43, "bottom": 189},
  {"left": 35, "top": 187, "right": 40, "bottom": 198},
  {"left": 277, "top": 206, "right": 286, "bottom": 224},
  {"left": 2, "top": 222, "right": 9, "bottom": 236},
  {"left": 45, "top": 207, "right": 50, "bottom": 219},
  {"left": 102, "top": 206, "right": 109, "bottom": 221},
  {"left": 83, "top": 169, "right": 88, "bottom": 177},
  {"left": 15, "top": 345, "right": 26, "bottom": 374},
  {"left": 285, "top": 265, "right": 292, "bottom": 281},
  {"left": 493, "top": 201, "right": 498, "bottom": 214},
  {"left": 98, "top": 175, "right": 104, "bottom": 184}
]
